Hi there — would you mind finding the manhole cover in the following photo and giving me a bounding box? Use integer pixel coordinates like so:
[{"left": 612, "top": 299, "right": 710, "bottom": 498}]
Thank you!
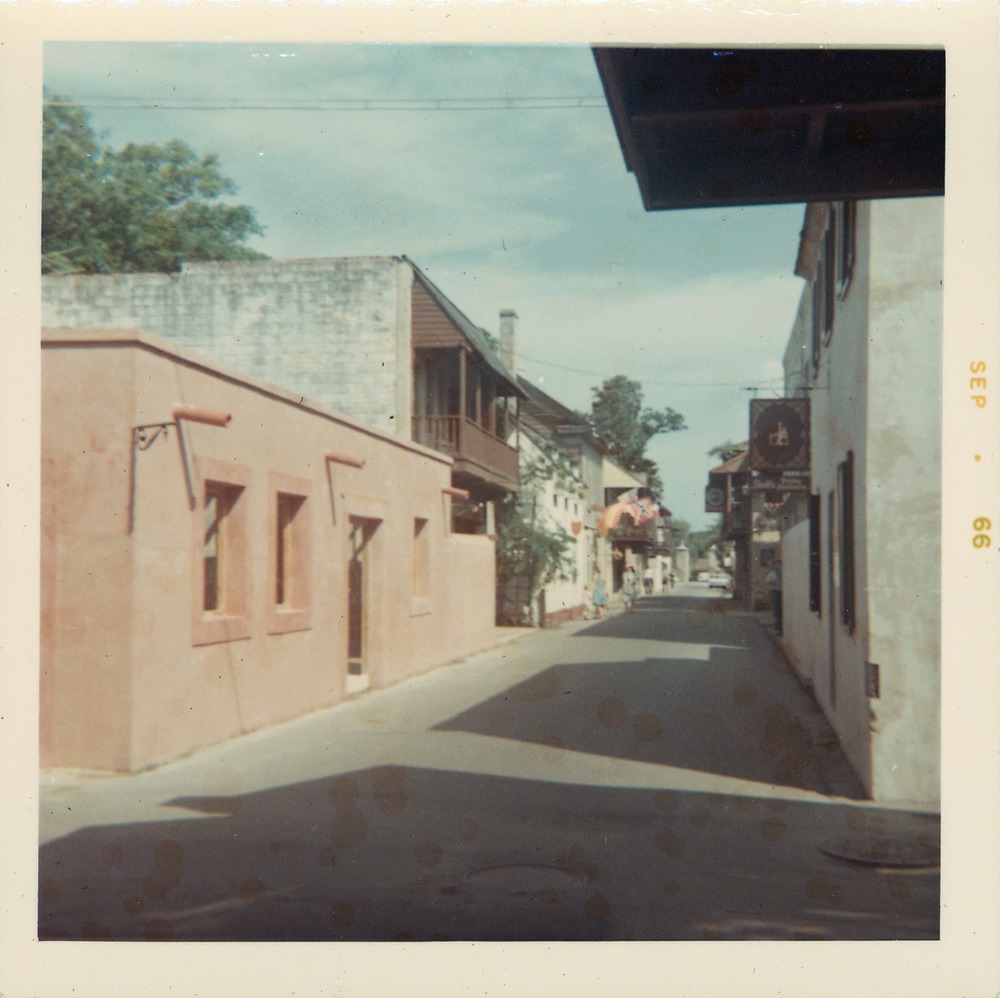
[
  {"left": 818, "top": 836, "right": 940, "bottom": 869},
  {"left": 467, "top": 865, "right": 589, "bottom": 890}
]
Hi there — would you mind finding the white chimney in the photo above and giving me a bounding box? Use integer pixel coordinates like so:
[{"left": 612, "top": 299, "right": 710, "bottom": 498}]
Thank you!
[{"left": 499, "top": 309, "right": 517, "bottom": 375}]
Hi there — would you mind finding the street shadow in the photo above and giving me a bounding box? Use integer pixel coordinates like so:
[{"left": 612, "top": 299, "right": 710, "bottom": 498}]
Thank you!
[
  {"left": 576, "top": 595, "right": 735, "bottom": 643},
  {"left": 38, "top": 764, "right": 939, "bottom": 943},
  {"left": 433, "top": 650, "right": 866, "bottom": 799}
]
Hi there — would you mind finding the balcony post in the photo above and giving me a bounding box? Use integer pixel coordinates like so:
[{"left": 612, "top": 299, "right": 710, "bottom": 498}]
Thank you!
[{"left": 459, "top": 347, "right": 466, "bottom": 417}]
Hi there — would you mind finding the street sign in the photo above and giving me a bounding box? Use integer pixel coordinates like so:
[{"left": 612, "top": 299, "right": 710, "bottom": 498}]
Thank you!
[
  {"left": 705, "top": 473, "right": 727, "bottom": 512},
  {"left": 748, "top": 398, "right": 810, "bottom": 472}
]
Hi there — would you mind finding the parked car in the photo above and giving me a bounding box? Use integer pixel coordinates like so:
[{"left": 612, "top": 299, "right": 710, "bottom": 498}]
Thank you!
[
  {"left": 695, "top": 571, "right": 710, "bottom": 582},
  {"left": 707, "top": 572, "right": 732, "bottom": 590}
]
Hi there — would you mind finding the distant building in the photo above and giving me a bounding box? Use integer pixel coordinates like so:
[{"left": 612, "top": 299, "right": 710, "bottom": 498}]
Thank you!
[
  {"left": 509, "top": 377, "right": 607, "bottom": 624},
  {"left": 41, "top": 328, "right": 496, "bottom": 771},
  {"left": 706, "top": 448, "right": 782, "bottom": 610},
  {"left": 601, "top": 460, "right": 673, "bottom": 596}
]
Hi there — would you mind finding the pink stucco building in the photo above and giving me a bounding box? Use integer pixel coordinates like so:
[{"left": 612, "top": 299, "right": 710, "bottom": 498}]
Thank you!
[{"left": 41, "top": 327, "right": 496, "bottom": 772}]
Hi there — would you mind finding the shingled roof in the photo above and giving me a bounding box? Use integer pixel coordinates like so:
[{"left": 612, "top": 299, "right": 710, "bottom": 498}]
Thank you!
[{"left": 405, "top": 257, "right": 524, "bottom": 395}]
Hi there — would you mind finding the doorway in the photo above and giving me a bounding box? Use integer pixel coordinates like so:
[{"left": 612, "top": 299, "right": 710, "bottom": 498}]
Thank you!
[{"left": 347, "top": 517, "right": 379, "bottom": 691}]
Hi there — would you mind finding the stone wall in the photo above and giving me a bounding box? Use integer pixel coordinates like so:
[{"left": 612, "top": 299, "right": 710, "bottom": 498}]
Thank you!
[{"left": 42, "top": 257, "right": 414, "bottom": 440}]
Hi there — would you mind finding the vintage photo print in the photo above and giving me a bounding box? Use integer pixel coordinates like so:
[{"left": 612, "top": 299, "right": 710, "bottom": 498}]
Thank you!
[{"left": 2, "top": 2, "right": 998, "bottom": 996}]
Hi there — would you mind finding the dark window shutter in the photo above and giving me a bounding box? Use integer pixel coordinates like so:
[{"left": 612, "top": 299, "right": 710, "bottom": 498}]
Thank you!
[
  {"left": 809, "top": 493, "right": 822, "bottom": 614},
  {"left": 839, "top": 451, "right": 856, "bottom": 632}
]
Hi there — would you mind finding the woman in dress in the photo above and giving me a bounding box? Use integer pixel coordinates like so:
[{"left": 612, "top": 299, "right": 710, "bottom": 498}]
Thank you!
[{"left": 592, "top": 568, "right": 608, "bottom": 619}]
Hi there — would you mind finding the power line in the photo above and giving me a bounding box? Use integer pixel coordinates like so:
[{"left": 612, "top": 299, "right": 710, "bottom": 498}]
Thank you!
[
  {"left": 518, "top": 351, "right": 786, "bottom": 389},
  {"left": 44, "top": 96, "right": 608, "bottom": 113}
]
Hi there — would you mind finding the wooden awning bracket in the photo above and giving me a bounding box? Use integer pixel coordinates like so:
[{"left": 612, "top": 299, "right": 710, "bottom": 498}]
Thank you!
[
  {"left": 129, "top": 405, "right": 231, "bottom": 532},
  {"left": 172, "top": 404, "right": 232, "bottom": 427},
  {"left": 325, "top": 450, "right": 366, "bottom": 469}
]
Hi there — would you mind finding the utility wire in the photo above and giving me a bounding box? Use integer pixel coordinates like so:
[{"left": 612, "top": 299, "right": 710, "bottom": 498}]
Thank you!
[
  {"left": 517, "top": 350, "right": 786, "bottom": 389},
  {"left": 44, "top": 96, "right": 608, "bottom": 112}
]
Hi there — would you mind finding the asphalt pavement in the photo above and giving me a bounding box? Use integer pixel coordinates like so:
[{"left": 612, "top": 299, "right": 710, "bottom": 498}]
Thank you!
[{"left": 38, "top": 584, "right": 939, "bottom": 941}]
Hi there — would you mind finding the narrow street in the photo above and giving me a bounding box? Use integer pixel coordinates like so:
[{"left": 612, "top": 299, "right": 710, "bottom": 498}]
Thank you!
[{"left": 38, "top": 586, "right": 939, "bottom": 942}]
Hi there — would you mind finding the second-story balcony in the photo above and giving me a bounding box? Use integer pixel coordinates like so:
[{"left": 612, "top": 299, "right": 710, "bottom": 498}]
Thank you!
[
  {"left": 605, "top": 516, "right": 674, "bottom": 554},
  {"left": 412, "top": 414, "right": 519, "bottom": 494},
  {"left": 410, "top": 269, "right": 524, "bottom": 503}
]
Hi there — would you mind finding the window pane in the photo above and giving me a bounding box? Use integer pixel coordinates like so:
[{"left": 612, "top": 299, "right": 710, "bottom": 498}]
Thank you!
[
  {"left": 811, "top": 272, "right": 822, "bottom": 374},
  {"left": 276, "top": 493, "right": 304, "bottom": 607},
  {"left": 204, "top": 488, "right": 224, "bottom": 612},
  {"left": 809, "top": 493, "right": 822, "bottom": 614},
  {"left": 276, "top": 497, "right": 289, "bottom": 605},
  {"left": 823, "top": 223, "right": 836, "bottom": 344},
  {"left": 413, "top": 517, "right": 429, "bottom": 598},
  {"left": 839, "top": 200, "right": 857, "bottom": 294}
]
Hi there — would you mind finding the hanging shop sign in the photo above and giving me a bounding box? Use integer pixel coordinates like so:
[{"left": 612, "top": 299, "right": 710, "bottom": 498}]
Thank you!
[
  {"left": 747, "top": 398, "right": 810, "bottom": 474},
  {"left": 705, "top": 473, "right": 727, "bottom": 513}
]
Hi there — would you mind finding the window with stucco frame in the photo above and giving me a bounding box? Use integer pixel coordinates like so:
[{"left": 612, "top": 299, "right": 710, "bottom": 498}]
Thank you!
[
  {"left": 412, "top": 516, "right": 432, "bottom": 616},
  {"left": 193, "top": 459, "right": 252, "bottom": 646},
  {"left": 268, "top": 472, "right": 313, "bottom": 635}
]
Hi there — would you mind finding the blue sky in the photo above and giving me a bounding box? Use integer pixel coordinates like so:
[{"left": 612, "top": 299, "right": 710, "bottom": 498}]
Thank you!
[{"left": 45, "top": 41, "right": 807, "bottom": 530}]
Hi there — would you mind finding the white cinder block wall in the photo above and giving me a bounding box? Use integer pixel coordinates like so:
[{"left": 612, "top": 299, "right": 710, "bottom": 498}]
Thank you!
[{"left": 42, "top": 256, "right": 414, "bottom": 440}]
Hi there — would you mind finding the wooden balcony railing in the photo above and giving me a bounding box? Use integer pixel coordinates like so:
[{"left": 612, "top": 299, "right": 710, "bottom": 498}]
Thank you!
[
  {"left": 413, "top": 414, "right": 461, "bottom": 455},
  {"left": 413, "top": 414, "right": 518, "bottom": 488}
]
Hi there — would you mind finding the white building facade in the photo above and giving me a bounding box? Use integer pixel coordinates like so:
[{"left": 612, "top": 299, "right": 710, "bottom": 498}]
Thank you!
[{"left": 780, "top": 197, "right": 942, "bottom": 806}]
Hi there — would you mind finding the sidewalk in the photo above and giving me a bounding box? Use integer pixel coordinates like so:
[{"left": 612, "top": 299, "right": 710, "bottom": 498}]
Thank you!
[{"left": 40, "top": 621, "right": 541, "bottom": 841}]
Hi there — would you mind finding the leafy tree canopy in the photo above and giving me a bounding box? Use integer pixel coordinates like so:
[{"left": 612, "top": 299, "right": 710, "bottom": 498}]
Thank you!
[
  {"left": 686, "top": 519, "right": 724, "bottom": 560},
  {"left": 495, "top": 435, "right": 577, "bottom": 625},
  {"left": 670, "top": 517, "right": 691, "bottom": 544},
  {"left": 583, "top": 374, "right": 686, "bottom": 497},
  {"left": 43, "top": 95, "right": 267, "bottom": 274},
  {"left": 707, "top": 439, "right": 748, "bottom": 463}
]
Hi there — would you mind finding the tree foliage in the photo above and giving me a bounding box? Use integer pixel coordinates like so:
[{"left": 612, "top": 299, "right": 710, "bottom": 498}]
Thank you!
[
  {"left": 584, "top": 374, "right": 686, "bottom": 496},
  {"left": 707, "top": 440, "right": 747, "bottom": 463},
  {"left": 495, "top": 437, "right": 577, "bottom": 625},
  {"left": 42, "top": 95, "right": 267, "bottom": 274},
  {"left": 685, "top": 520, "right": 723, "bottom": 560},
  {"left": 670, "top": 517, "right": 691, "bottom": 545}
]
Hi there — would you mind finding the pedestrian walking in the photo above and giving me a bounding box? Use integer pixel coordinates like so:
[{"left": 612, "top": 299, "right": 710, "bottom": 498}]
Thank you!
[
  {"left": 765, "top": 556, "right": 783, "bottom": 635},
  {"left": 643, "top": 565, "right": 655, "bottom": 595},
  {"left": 622, "top": 565, "right": 639, "bottom": 614},
  {"left": 591, "top": 568, "right": 608, "bottom": 619}
]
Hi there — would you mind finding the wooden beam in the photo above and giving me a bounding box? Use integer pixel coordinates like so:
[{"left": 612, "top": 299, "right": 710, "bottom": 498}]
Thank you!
[{"left": 325, "top": 451, "right": 365, "bottom": 469}]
